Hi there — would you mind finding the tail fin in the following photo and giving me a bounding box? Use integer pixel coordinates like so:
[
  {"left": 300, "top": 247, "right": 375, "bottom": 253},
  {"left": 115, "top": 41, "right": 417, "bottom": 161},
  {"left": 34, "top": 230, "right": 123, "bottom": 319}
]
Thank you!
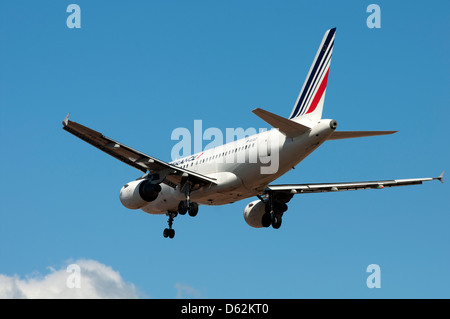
[{"left": 289, "top": 28, "right": 336, "bottom": 122}]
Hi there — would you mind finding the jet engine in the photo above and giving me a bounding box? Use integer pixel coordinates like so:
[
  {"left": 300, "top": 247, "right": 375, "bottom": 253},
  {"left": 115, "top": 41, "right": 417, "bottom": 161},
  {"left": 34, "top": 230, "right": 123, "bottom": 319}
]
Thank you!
[
  {"left": 119, "top": 179, "right": 162, "bottom": 210},
  {"left": 243, "top": 200, "right": 267, "bottom": 228}
]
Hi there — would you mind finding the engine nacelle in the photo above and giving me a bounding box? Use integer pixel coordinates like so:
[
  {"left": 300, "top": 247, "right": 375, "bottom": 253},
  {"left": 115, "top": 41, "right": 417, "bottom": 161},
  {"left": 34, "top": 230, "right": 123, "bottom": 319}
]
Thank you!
[
  {"left": 243, "top": 200, "right": 267, "bottom": 228},
  {"left": 119, "top": 179, "right": 162, "bottom": 210}
]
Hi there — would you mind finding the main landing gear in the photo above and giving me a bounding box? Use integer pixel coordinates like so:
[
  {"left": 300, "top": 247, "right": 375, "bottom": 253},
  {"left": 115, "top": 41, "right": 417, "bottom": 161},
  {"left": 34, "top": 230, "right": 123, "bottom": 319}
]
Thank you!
[
  {"left": 163, "top": 200, "right": 199, "bottom": 239},
  {"left": 261, "top": 206, "right": 285, "bottom": 229},
  {"left": 261, "top": 195, "right": 288, "bottom": 229},
  {"left": 177, "top": 200, "right": 199, "bottom": 217}
]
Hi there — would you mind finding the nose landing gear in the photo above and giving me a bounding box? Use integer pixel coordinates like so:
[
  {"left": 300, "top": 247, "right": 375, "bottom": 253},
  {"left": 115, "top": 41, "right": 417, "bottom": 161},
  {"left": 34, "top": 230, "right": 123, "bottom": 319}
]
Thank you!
[
  {"left": 163, "top": 211, "right": 177, "bottom": 239},
  {"left": 162, "top": 201, "right": 200, "bottom": 239}
]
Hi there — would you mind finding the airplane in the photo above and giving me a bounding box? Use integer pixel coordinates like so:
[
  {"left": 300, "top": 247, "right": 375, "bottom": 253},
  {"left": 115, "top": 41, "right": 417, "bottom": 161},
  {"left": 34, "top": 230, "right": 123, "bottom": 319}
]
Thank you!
[{"left": 62, "top": 28, "right": 443, "bottom": 239}]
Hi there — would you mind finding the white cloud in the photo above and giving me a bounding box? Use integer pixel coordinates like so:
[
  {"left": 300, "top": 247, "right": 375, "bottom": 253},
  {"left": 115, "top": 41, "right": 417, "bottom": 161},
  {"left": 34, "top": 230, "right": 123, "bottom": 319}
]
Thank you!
[
  {"left": 175, "top": 283, "right": 203, "bottom": 299},
  {"left": 0, "top": 259, "right": 139, "bottom": 299}
]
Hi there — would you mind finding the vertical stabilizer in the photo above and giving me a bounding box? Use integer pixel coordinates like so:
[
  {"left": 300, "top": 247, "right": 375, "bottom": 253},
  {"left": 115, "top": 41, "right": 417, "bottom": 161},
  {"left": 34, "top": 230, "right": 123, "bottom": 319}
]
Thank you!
[{"left": 289, "top": 28, "right": 336, "bottom": 122}]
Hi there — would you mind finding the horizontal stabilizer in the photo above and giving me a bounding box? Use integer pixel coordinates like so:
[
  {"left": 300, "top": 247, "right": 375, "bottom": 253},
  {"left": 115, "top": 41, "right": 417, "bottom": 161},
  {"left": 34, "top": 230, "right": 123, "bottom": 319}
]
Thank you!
[
  {"left": 327, "top": 130, "right": 397, "bottom": 141},
  {"left": 438, "top": 171, "right": 445, "bottom": 183},
  {"left": 252, "top": 108, "right": 311, "bottom": 137}
]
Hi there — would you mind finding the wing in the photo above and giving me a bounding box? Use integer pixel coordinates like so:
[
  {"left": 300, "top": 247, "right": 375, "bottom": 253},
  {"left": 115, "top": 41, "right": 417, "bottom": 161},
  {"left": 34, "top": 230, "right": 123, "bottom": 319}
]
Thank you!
[
  {"left": 62, "top": 114, "right": 217, "bottom": 188},
  {"left": 268, "top": 173, "right": 444, "bottom": 195}
]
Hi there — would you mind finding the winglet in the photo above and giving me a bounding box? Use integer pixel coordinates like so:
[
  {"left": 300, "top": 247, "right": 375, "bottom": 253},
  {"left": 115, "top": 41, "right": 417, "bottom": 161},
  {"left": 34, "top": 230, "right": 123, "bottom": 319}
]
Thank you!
[
  {"left": 437, "top": 171, "right": 445, "bottom": 184},
  {"left": 63, "top": 113, "right": 70, "bottom": 126}
]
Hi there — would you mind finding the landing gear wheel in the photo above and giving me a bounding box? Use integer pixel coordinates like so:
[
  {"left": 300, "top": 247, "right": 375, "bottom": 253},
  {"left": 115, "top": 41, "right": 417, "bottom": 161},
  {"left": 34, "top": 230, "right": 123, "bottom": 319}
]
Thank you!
[
  {"left": 178, "top": 201, "right": 187, "bottom": 215},
  {"left": 272, "top": 214, "right": 282, "bottom": 229},
  {"left": 163, "top": 228, "right": 175, "bottom": 238},
  {"left": 261, "top": 212, "right": 272, "bottom": 228},
  {"left": 163, "top": 211, "right": 177, "bottom": 239},
  {"left": 188, "top": 202, "right": 199, "bottom": 217},
  {"left": 265, "top": 204, "right": 272, "bottom": 214}
]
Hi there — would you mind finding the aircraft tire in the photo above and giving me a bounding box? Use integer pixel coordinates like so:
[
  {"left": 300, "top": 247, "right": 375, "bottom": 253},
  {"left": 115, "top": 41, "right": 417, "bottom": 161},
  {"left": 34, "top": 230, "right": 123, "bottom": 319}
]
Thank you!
[
  {"left": 272, "top": 214, "right": 282, "bottom": 229},
  {"left": 188, "top": 202, "right": 199, "bottom": 217},
  {"left": 261, "top": 212, "right": 272, "bottom": 228},
  {"left": 178, "top": 201, "right": 187, "bottom": 215}
]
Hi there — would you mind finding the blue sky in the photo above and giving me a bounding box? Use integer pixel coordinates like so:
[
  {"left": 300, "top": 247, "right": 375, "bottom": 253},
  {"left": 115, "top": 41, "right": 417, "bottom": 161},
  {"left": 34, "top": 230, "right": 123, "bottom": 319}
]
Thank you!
[{"left": 0, "top": 0, "right": 448, "bottom": 298}]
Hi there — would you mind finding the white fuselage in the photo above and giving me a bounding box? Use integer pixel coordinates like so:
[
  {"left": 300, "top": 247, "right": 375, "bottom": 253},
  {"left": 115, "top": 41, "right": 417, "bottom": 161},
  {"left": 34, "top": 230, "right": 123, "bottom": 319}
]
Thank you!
[{"left": 139, "top": 119, "right": 335, "bottom": 214}]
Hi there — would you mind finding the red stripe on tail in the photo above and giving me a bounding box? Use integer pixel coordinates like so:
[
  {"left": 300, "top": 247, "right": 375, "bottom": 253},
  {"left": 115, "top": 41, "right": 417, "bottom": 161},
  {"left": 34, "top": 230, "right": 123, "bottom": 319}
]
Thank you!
[{"left": 306, "top": 68, "right": 330, "bottom": 115}]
